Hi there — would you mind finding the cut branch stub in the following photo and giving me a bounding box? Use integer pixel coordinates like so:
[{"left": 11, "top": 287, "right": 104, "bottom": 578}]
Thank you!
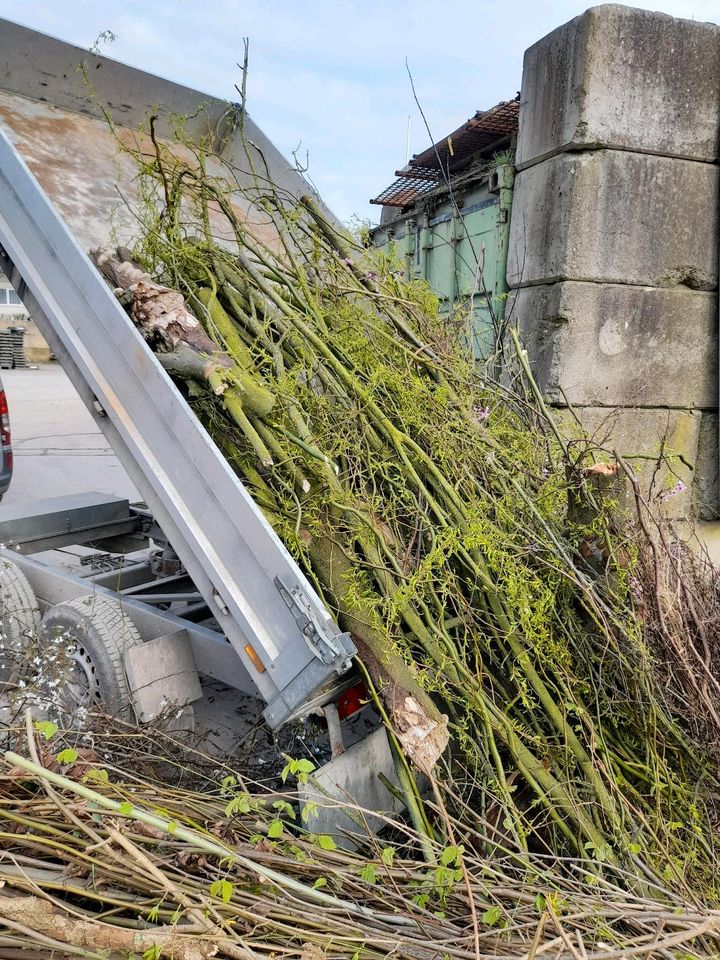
[
  {"left": 91, "top": 246, "right": 219, "bottom": 355},
  {"left": 91, "top": 247, "right": 275, "bottom": 419}
]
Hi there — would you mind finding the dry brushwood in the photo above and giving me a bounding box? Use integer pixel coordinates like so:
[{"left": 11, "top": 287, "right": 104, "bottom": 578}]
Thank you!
[{"left": 2, "top": 727, "right": 720, "bottom": 960}]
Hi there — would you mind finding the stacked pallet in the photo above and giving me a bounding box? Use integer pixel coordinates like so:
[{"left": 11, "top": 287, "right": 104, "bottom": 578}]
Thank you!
[{"left": 0, "top": 325, "right": 28, "bottom": 368}]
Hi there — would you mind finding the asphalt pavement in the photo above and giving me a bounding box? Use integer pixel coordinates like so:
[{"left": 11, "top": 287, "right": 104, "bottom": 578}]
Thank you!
[{"left": 1, "top": 363, "right": 139, "bottom": 506}]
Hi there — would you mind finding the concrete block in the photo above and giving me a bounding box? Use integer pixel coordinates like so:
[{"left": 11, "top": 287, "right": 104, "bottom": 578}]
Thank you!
[
  {"left": 298, "top": 728, "right": 403, "bottom": 849},
  {"left": 695, "top": 414, "right": 719, "bottom": 522},
  {"left": 125, "top": 630, "right": 203, "bottom": 723},
  {"left": 517, "top": 4, "right": 720, "bottom": 169},
  {"left": 508, "top": 151, "right": 718, "bottom": 290},
  {"left": 696, "top": 522, "right": 720, "bottom": 566},
  {"left": 511, "top": 282, "right": 717, "bottom": 408},
  {"left": 556, "top": 405, "right": 700, "bottom": 520}
]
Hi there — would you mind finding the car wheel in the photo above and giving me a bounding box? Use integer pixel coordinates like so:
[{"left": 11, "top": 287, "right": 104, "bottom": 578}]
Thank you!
[
  {"left": 0, "top": 558, "right": 41, "bottom": 686},
  {"left": 39, "top": 595, "right": 144, "bottom": 725}
]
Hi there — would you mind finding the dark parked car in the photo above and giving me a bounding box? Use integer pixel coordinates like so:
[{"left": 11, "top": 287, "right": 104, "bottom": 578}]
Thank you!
[{"left": 0, "top": 372, "right": 12, "bottom": 499}]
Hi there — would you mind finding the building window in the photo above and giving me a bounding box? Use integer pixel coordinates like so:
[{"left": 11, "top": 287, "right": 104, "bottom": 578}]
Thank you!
[
  {"left": 8, "top": 290, "right": 21, "bottom": 306},
  {"left": 0, "top": 290, "right": 7, "bottom": 305}
]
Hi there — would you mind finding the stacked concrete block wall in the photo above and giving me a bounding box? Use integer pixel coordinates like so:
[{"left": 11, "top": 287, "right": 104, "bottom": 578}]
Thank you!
[{"left": 508, "top": 4, "right": 720, "bottom": 525}]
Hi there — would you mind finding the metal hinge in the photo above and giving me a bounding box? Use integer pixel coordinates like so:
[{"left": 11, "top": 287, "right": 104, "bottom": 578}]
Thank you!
[{"left": 275, "top": 576, "right": 354, "bottom": 673}]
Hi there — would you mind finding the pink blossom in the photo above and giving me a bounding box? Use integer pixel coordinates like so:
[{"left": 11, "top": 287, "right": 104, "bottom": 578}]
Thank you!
[
  {"left": 658, "top": 479, "right": 686, "bottom": 502},
  {"left": 473, "top": 404, "right": 490, "bottom": 424}
]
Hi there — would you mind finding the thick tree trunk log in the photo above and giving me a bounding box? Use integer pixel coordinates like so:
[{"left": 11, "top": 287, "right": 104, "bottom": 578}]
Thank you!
[
  {"left": 306, "top": 528, "right": 449, "bottom": 773},
  {"left": 0, "top": 895, "right": 217, "bottom": 960}
]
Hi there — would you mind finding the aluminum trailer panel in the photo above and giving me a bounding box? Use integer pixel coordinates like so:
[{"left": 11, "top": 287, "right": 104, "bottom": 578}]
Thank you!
[
  {"left": 0, "top": 29, "right": 355, "bottom": 727},
  {"left": 0, "top": 492, "right": 137, "bottom": 553}
]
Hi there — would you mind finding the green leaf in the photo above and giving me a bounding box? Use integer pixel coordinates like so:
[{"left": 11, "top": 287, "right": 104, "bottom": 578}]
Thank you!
[
  {"left": 82, "top": 768, "right": 109, "bottom": 785},
  {"left": 282, "top": 756, "right": 316, "bottom": 785},
  {"left": 56, "top": 748, "right": 78, "bottom": 765},
  {"left": 273, "top": 799, "right": 296, "bottom": 819},
  {"left": 267, "top": 819, "right": 284, "bottom": 839},
  {"left": 118, "top": 801, "right": 133, "bottom": 816},
  {"left": 209, "top": 878, "right": 234, "bottom": 903},
  {"left": 313, "top": 876, "right": 327, "bottom": 888},
  {"left": 534, "top": 893, "right": 546, "bottom": 913},
  {"left": 380, "top": 846, "right": 394, "bottom": 866},
  {"left": 301, "top": 800, "right": 319, "bottom": 823},
  {"left": 482, "top": 905, "right": 502, "bottom": 927},
  {"left": 360, "top": 863, "right": 377, "bottom": 884},
  {"left": 628, "top": 842, "right": 642, "bottom": 855},
  {"left": 225, "top": 792, "right": 251, "bottom": 817},
  {"left": 440, "top": 844, "right": 463, "bottom": 867},
  {"left": 147, "top": 903, "right": 160, "bottom": 923},
  {"left": 316, "top": 834, "right": 337, "bottom": 851},
  {"left": 220, "top": 775, "right": 237, "bottom": 795},
  {"left": 584, "top": 838, "right": 614, "bottom": 863},
  {"left": 34, "top": 720, "right": 58, "bottom": 741}
]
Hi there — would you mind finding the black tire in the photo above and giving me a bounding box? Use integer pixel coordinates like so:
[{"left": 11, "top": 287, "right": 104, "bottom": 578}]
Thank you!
[
  {"left": 0, "top": 558, "right": 41, "bottom": 684},
  {"left": 39, "top": 595, "right": 144, "bottom": 724}
]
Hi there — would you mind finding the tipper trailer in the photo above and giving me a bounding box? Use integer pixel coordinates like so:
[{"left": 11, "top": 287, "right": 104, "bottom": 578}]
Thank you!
[{"left": 0, "top": 19, "right": 399, "bottom": 837}]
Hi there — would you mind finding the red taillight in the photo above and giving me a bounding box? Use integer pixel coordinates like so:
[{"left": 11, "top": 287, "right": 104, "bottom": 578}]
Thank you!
[
  {"left": 337, "top": 681, "right": 367, "bottom": 720},
  {"left": 0, "top": 389, "right": 12, "bottom": 470}
]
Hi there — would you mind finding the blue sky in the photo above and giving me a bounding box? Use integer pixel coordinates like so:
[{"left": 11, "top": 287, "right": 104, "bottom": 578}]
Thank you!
[{"left": 0, "top": 0, "right": 716, "bottom": 223}]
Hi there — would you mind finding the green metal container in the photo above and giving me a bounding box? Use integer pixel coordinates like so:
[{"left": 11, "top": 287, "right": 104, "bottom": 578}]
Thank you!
[{"left": 372, "top": 160, "right": 515, "bottom": 360}]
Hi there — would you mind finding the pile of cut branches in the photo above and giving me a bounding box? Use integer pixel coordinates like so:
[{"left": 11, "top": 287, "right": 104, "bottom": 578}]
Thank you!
[
  {"left": 5, "top": 110, "right": 720, "bottom": 956},
  {"left": 2, "top": 718, "right": 720, "bottom": 960},
  {"left": 88, "top": 121, "right": 720, "bottom": 893},
  {"left": 86, "top": 119, "right": 720, "bottom": 889}
]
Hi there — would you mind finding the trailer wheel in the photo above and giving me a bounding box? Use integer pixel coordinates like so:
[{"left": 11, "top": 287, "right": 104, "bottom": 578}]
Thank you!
[
  {"left": 39, "top": 595, "right": 143, "bottom": 724},
  {"left": 0, "top": 559, "right": 41, "bottom": 685}
]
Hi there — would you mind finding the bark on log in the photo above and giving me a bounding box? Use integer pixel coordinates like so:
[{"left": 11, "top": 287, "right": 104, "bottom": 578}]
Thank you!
[
  {"left": 307, "top": 528, "right": 449, "bottom": 773},
  {"left": 0, "top": 894, "right": 218, "bottom": 959},
  {"left": 91, "top": 247, "right": 275, "bottom": 417},
  {"left": 92, "top": 247, "right": 219, "bottom": 355}
]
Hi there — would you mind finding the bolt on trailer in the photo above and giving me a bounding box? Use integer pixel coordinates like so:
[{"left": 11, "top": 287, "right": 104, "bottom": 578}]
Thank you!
[{"left": 0, "top": 18, "right": 400, "bottom": 840}]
